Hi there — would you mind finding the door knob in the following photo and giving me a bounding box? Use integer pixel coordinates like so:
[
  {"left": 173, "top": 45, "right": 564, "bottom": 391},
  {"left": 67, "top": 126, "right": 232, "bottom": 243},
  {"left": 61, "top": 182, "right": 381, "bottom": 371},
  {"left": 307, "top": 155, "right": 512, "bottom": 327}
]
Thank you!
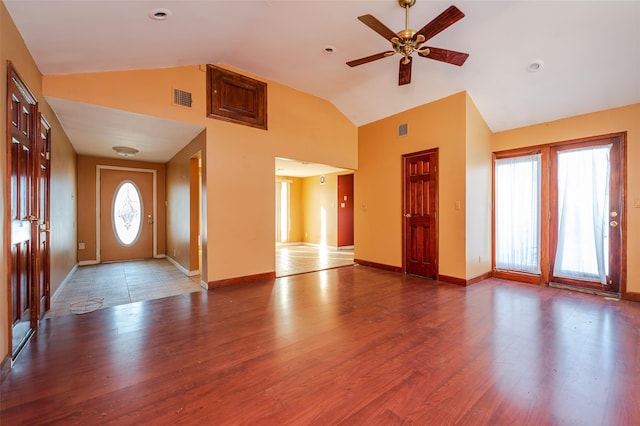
[
  {"left": 610, "top": 220, "right": 618, "bottom": 227},
  {"left": 147, "top": 214, "right": 153, "bottom": 224},
  {"left": 25, "top": 215, "right": 39, "bottom": 222},
  {"left": 404, "top": 213, "right": 412, "bottom": 218},
  {"left": 610, "top": 211, "right": 618, "bottom": 218}
]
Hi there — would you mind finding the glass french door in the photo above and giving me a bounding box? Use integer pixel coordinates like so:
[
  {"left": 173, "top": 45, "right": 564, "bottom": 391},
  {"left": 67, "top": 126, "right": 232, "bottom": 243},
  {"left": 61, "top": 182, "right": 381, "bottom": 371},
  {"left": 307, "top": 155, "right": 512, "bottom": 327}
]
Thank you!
[
  {"left": 550, "top": 138, "right": 622, "bottom": 293},
  {"left": 493, "top": 135, "right": 624, "bottom": 294}
]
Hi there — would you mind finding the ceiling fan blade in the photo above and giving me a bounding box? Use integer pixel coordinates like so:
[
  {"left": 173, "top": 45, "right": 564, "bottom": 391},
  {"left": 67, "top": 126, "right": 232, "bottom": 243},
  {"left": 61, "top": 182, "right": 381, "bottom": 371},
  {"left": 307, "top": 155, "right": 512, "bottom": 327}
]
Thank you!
[
  {"left": 415, "top": 5, "right": 465, "bottom": 42},
  {"left": 418, "top": 47, "right": 469, "bottom": 66},
  {"left": 399, "top": 56, "right": 412, "bottom": 86},
  {"left": 358, "top": 14, "right": 398, "bottom": 42},
  {"left": 346, "top": 51, "right": 395, "bottom": 67}
]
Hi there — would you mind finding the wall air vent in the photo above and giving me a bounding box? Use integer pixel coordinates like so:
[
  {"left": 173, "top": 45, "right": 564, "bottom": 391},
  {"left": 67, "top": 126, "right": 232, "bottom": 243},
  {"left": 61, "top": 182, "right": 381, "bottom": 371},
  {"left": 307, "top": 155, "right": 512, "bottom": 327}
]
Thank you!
[
  {"left": 398, "top": 123, "right": 408, "bottom": 136},
  {"left": 173, "top": 89, "right": 192, "bottom": 108}
]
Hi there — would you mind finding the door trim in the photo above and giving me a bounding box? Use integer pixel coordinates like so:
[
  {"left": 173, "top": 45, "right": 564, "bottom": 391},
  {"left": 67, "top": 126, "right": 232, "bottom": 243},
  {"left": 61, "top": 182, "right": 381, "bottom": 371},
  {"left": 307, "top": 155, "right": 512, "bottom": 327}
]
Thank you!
[{"left": 96, "top": 165, "right": 158, "bottom": 262}]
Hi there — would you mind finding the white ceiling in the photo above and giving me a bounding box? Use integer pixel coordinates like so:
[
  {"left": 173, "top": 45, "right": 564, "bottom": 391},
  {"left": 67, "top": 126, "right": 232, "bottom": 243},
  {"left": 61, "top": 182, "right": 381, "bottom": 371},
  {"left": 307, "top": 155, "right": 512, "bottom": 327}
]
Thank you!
[
  {"left": 45, "top": 97, "right": 205, "bottom": 163},
  {"left": 5, "top": 0, "right": 640, "bottom": 166}
]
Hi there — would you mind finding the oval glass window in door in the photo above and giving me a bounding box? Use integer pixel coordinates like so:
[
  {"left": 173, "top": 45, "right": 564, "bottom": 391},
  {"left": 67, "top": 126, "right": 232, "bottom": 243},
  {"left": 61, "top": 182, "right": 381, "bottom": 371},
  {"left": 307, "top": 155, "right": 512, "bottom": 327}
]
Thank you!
[{"left": 112, "top": 181, "right": 143, "bottom": 246}]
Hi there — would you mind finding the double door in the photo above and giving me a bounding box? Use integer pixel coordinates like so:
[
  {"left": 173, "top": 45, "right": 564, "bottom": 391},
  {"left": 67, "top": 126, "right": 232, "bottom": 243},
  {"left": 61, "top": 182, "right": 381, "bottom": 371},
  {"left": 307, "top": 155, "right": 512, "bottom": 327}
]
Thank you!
[{"left": 494, "top": 135, "right": 624, "bottom": 294}]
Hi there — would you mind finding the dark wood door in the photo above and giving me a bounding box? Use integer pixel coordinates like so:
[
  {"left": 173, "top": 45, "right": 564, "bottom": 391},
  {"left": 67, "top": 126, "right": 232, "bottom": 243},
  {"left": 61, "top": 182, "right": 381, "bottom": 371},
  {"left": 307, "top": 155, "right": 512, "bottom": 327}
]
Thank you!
[
  {"left": 403, "top": 150, "right": 438, "bottom": 278},
  {"left": 337, "top": 174, "right": 354, "bottom": 247},
  {"left": 37, "top": 115, "right": 51, "bottom": 317},
  {"left": 549, "top": 136, "right": 623, "bottom": 294},
  {"left": 7, "top": 63, "right": 39, "bottom": 358},
  {"left": 100, "top": 169, "right": 154, "bottom": 261}
]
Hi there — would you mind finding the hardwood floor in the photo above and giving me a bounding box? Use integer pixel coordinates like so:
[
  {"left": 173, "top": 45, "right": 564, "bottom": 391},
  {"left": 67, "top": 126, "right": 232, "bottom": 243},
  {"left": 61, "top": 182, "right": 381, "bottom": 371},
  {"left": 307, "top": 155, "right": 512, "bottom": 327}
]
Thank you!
[{"left": 2, "top": 266, "right": 639, "bottom": 424}]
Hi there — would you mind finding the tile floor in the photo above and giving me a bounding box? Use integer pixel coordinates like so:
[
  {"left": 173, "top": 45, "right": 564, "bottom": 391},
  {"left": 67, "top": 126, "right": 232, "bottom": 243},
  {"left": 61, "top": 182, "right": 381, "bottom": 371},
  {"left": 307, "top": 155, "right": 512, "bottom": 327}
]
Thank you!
[
  {"left": 275, "top": 244, "right": 354, "bottom": 277},
  {"left": 48, "top": 245, "right": 354, "bottom": 318},
  {"left": 46, "top": 259, "right": 203, "bottom": 318}
]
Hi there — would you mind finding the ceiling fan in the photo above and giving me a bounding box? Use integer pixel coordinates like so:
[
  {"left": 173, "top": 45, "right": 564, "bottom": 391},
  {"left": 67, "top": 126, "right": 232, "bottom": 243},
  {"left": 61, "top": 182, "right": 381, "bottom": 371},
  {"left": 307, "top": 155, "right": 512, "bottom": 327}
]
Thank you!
[{"left": 346, "top": 0, "right": 469, "bottom": 86}]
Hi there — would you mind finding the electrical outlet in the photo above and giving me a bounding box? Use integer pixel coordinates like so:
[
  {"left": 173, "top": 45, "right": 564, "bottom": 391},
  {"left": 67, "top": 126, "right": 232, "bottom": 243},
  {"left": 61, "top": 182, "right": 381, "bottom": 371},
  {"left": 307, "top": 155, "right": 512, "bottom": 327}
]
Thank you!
[{"left": 78, "top": 241, "right": 85, "bottom": 250}]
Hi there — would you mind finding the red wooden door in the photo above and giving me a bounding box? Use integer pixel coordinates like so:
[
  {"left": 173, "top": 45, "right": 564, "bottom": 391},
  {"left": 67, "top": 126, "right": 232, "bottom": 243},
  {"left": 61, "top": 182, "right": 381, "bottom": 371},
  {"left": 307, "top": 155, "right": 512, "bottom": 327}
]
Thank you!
[
  {"left": 7, "top": 63, "right": 39, "bottom": 357},
  {"left": 337, "top": 174, "right": 354, "bottom": 247},
  {"left": 37, "top": 115, "right": 51, "bottom": 317},
  {"left": 403, "top": 150, "right": 438, "bottom": 278}
]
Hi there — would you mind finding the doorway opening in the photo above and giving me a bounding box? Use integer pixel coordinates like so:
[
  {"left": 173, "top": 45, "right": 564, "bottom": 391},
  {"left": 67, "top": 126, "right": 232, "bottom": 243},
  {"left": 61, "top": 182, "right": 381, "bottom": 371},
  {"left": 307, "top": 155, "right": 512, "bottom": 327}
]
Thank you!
[{"left": 274, "top": 157, "right": 354, "bottom": 276}]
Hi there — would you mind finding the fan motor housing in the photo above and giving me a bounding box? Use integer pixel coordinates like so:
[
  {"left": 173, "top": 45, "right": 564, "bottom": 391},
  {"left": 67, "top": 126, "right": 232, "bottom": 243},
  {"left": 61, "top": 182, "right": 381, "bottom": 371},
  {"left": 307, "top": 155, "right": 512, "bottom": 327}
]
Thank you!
[{"left": 399, "top": 0, "right": 417, "bottom": 8}]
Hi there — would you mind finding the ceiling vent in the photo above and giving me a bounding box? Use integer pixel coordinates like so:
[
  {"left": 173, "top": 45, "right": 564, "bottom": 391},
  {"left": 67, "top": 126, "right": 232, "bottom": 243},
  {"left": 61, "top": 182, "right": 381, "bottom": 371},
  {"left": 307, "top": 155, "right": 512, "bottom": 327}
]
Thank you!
[{"left": 173, "top": 89, "right": 192, "bottom": 108}]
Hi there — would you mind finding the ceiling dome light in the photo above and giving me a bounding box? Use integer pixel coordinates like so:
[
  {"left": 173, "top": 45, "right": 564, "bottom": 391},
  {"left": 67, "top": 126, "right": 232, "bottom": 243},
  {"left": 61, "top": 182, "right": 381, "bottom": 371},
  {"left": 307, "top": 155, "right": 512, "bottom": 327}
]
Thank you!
[
  {"left": 527, "top": 59, "right": 544, "bottom": 72},
  {"left": 149, "top": 8, "right": 171, "bottom": 20},
  {"left": 323, "top": 45, "right": 336, "bottom": 54},
  {"left": 112, "top": 146, "right": 139, "bottom": 157}
]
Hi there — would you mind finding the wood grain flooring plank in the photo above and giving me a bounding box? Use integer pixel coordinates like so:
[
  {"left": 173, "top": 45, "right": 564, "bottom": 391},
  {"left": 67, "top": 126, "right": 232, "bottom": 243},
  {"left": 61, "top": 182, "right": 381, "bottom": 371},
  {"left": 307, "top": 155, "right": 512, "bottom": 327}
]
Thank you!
[{"left": 2, "top": 267, "right": 639, "bottom": 425}]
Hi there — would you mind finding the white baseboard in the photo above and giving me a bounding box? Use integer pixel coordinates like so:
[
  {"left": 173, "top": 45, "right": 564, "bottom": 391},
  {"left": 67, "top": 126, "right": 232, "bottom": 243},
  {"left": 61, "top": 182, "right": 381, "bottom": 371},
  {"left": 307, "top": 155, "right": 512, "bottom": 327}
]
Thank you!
[
  {"left": 166, "top": 256, "right": 200, "bottom": 277},
  {"left": 51, "top": 263, "right": 79, "bottom": 305}
]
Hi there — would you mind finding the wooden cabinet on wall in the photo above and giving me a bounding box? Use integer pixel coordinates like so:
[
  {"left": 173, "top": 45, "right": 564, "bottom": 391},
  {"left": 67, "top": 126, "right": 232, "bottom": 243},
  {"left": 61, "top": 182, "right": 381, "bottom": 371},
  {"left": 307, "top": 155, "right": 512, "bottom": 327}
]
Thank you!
[{"left": 206, "top": 65, "right": 267, "bottom": 130}]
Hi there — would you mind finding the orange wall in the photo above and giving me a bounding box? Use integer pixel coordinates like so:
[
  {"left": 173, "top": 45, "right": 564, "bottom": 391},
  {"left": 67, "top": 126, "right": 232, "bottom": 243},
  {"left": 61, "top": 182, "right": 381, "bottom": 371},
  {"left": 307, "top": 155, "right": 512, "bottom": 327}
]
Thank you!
[
  {"left": 1, "top": 3, "right": 77, "bottom": 363},
  {"left": 302, "top": 172, "right": 340, "bottom": 247},
  {"left": 492, "top": 103, "right": 640, "bottom": 294},
  {"left": 77, "top": 156, "right": 166, "bottom": 262},
  {"left": 276, "top": 176, "right": 304, "bottom": 243},
  {"left": 166, "top": 131, "right": 205, "bottom": 274},
  {"left": 44, "top": 66, "right": 358, "bottom": 283},
  {"left": 356, "top": 92, "right": 468, "bottom": 277},
  {"left": 465, "top": 93, "right": 493, "bottom": 279}
]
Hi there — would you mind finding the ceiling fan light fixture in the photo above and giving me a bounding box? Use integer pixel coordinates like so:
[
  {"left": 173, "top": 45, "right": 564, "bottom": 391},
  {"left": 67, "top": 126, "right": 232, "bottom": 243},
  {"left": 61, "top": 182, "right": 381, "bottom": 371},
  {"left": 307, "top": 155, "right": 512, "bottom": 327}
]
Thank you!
[
  {"left": 112, "top": 146, "right": 139, "bottom": 157},
  {"left": 346, "top": 1, "right": 468, "bottom": 85}
]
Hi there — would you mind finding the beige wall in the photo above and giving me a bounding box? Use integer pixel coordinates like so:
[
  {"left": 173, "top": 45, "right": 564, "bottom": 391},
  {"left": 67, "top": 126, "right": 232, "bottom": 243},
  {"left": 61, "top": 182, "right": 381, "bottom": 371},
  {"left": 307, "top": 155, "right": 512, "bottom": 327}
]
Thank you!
[
  {"left": 356, "top": 92, "right": 468, "bottom": 277},
  {"left": 1, "top": 3, "right": 77, "bottom": 362},
  {"left": 492, "top": 103, "right": 640, "bottom": 295},
  {"left": 44, "top": 66, "right": 358, "bottom": 283},
  {"left": 77, "top": 156, "right": 166, "bottom": 262},
  {"left": 166, "top": 131, "right": 205, "bottom": 275}
]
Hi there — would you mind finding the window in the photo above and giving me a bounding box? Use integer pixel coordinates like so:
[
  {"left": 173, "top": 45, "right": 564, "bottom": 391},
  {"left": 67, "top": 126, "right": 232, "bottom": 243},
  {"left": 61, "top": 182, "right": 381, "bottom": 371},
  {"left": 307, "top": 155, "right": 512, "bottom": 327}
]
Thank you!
[
  {"left": 494, "top": 154, "right": 542, "bottom": 274},
  {"left": 112, "top": 181, "right": 142, "bottom": 246}
]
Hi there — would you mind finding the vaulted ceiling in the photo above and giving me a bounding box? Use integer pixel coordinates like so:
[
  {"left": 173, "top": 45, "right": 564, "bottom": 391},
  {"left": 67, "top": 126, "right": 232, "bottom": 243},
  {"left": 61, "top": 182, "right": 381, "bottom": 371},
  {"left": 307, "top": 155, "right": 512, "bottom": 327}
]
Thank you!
[{"left": 5, "top": 0, "right": 640, "bottom": 167}]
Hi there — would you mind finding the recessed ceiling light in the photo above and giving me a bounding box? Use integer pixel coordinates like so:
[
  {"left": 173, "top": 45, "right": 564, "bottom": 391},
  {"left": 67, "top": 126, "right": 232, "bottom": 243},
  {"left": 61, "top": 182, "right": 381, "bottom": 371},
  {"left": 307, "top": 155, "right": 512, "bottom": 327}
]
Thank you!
[
  {"left": 527, "top": 59, "right": 544, "bottom": 72},
  {"left": 149, "top": 8, "right": 171, "bottom": 21},
  {"left": 323, "top": 45, "right": 336, "bottom": 54},
  {"left": 113, "top": 146, "right": 139, "bottom": 157}
]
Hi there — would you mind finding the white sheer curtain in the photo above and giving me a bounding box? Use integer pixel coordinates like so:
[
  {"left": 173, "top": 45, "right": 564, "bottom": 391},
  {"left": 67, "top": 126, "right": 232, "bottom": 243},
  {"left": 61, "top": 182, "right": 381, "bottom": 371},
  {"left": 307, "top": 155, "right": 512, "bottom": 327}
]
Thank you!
[
  {"left": 553, "top": 145, "right": 611, "bottom": 284},
  {"left": 495, "top": 154, "right": 541, "bottom": 273}
]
